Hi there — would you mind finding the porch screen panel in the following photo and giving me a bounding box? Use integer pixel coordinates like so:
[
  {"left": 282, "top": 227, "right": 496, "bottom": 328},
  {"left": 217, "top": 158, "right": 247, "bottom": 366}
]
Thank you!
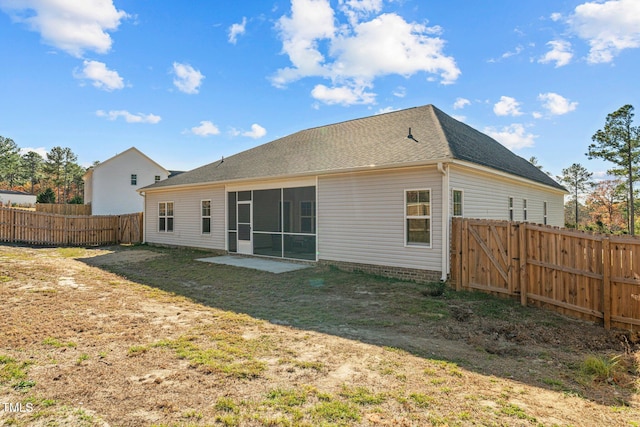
[
  {"left": 228, "top": 192, "right": 237, "bottom": 230},
  {"left": 253, "top": 189, "right": 283, "bottom": 257},
  {"left": 253, "top": 189, "right": 281, "bottom": 232},
  {"left": 284, "top": 235, "right": 316, "bottom": 260},
  {"left": 228, "top": 192, "right": 237, "bottom": 252},
  {"left": 283, "top": 187, "right": 316, "bottom": 234},
  {"left": 283, "top": 186, "right": 316, "bottom": 260}
]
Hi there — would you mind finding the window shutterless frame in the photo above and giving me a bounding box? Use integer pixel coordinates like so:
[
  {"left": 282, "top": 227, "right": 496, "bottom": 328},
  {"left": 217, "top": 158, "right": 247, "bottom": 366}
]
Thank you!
[
  {"left": 405, "top": 189, "right": 431, "bottom": 247},
  {"left": 452, "top": 189, "right": 463, "bottom": 217},
  {"left": 201, "top": 200, "right": 211, "bottom": 234},
  {"left": 158, "top": 201, "right": 174, "bottom": 232}
]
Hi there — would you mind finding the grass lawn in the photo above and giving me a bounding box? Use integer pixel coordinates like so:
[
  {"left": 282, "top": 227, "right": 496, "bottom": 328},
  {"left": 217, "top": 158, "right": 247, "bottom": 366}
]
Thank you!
[{"left": 0, "top": 243, "right": 638, "bottom": 426}]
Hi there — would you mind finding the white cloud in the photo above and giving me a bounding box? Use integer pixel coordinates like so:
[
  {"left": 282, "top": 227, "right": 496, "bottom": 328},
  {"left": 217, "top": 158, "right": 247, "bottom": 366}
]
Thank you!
[
  {"left": 339, "top": 0, "right": 383, "bottom": 26},
  {"left": 493, "top": 96, "right": 523, "bottom": 116},
  {"left": 484, "top": 124, "right": 537, "bottom": 150},
  {"left": 453, "top": 97, "right": 470, "bottom": 109},
  {"left": 375, "top": 106, "right": 399, "bottom": 115},
  {"left": 172, "top": 62, "right": 204, "bottom": 94},
  {"left": 0, "top": 0, "right": 128, "bottom": 57},
  {"left": 74, "top": 60, "right": 124, "bottom": 91},
  {"left": 311, "top": 83, "right": 376, "bottom": 105},
  {"left": 539, "top": 40, "right": 573, "bottom": 67},
  {"left": 538, "top": 92, "right": 578, "bottom": 115},
  {"left": 228, "top": 17, "right": 247, "bottom": 44},
  {"left": 568, "top": 0, "right": 640, "bottom": 63},
  {"left": 392, "top": 86, "right": 406, "bottom": 98},
  {"left": 19, "top": 147, "right": 48, "bottom": 158},
  {"left": 242, "top": 123, "right": 267, "bottom": 139},
  {"left": 190, "top": 121, "right": 220, "bottom": 137},
  {"left": 272, "top": 0, "right": 460, "bottom": 105},
  {"left": 550, "top": 12, "right": 563, "bottom": 22},
  {"left": 96, "top": 110, "right": 161, "bottom": 124}
]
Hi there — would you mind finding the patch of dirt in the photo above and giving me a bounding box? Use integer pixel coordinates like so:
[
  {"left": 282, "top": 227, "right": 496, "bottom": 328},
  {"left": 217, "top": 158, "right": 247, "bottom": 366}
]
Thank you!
[{"left": 0, "top": 244, "right": 638, "bottom": 426}]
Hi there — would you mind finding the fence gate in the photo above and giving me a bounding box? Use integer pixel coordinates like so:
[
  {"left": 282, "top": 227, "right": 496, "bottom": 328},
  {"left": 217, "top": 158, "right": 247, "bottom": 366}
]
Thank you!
[
  {"left": 118, "top": 213, "right": 143, "bottom": 244},
  {"left": 459, "top": 219, "right": 516, "bottom": 295}
]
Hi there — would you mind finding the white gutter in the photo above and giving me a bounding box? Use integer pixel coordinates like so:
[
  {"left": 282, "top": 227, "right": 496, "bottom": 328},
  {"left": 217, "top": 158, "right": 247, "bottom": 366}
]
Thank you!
[
  {"left": 139, "top": 191, "right": 146, "bottom": 244},
  {"left": 137, "top": 160, "right": 451, "bottom": 194},
  {"left": 437, "top": 162, "right": 449, "bottom": 281}
]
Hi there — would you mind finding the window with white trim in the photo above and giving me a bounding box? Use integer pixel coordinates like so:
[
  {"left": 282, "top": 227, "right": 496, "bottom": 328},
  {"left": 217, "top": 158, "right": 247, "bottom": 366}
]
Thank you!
[
  {"left": 543, "top": 201, "right": 548, "bottom": 225},
  {"left": 523, "top": 199, "right": 528, "bottom": 221},
  {"left": 452, "top": 189, "right": 463, "bottom": 217},
  {"left": 155, "top": 175, "right": 161, "bottom": 182},
  {"left": 508, "top": 197, "right": 514, "bottom": 221},
  {"left": 131, "top": 174, "right": 137, "bottom": 185},
  {"left": 159, "top": 202, "right": 174, "bottom": 232},
  {"left": 406, "top": 189, "right": 430, "bottom": 246},
  {"left": 201, "top": 200, "right": 211, "bottom": 234}
]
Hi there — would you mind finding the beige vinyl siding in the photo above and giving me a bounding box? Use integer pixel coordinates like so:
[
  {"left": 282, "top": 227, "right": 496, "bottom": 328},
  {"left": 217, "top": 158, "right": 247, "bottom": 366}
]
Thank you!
[
  {"left": 318, "top": 167, "right": 442, "bottom": 272},
  {"left": 144, "top": 185, "right": 225, "bottom": 249},
  {"left": 448, "top": 165, "right": 565, "bottom": 226}
]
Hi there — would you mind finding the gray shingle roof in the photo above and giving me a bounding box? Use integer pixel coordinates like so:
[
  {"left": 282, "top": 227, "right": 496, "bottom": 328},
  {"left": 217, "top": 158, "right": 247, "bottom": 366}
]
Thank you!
[{"left": 144, "top": 104, "right": 565, "bottom": 191}]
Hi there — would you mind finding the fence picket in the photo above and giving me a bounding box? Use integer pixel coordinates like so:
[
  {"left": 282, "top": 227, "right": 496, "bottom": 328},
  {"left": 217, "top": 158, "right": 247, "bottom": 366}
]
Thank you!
[
  {"left": 0, "top": 207, "right": 142, "bottom": 246},
  {"left": 451, "top": 217, "right": 640, "bottom": 330}
]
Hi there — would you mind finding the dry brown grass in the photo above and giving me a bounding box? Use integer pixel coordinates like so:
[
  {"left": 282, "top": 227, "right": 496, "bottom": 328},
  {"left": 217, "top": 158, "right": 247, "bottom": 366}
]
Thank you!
[{"left": 0, "top": 244, "right": 638, "bottom": 426}]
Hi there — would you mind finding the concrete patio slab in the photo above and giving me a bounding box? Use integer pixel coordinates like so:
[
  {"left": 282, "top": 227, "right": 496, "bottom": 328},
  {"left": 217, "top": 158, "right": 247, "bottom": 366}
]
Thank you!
[{"left": 196, "top": 255, "right": 311, "bottom": 274}]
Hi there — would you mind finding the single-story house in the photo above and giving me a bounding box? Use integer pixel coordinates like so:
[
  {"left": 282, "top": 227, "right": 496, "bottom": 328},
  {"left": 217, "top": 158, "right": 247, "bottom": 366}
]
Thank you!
[
  {"left": 84, "top": 147, "right": 180, "bottom": 215},
  {"left": 139, "top": 105, "right": 567, "bottom": 281},
  {"left": 0, "top": 190, "right": 36, "bottom": 207}
]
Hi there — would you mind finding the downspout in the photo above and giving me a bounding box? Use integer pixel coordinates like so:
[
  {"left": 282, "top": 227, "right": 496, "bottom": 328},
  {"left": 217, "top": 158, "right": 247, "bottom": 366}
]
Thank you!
[
  {"left": 139, "top": 191, "right": 146, "bottom": 244},
  {"left": 437, "top": 162, "right": 449, "bottom": 281}
]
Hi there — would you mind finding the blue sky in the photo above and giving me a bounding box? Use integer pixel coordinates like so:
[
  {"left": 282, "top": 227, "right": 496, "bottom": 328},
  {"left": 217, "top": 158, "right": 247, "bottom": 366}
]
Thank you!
[{"left": 1, "top": 0, "right": 639, "bottom": 180}]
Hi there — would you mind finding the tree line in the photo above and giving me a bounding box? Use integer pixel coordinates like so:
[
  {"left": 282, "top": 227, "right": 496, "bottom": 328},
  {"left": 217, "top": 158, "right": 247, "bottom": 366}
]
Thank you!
[
  {"left": 0, "top": 139, "right": 87, "bottom": 204},
  {"left": 555, "top": 104, "right": 640, "bottom": 235}
]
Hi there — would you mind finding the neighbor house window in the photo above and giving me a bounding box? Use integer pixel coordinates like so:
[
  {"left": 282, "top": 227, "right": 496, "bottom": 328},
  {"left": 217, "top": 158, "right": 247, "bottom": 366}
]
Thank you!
[
  {"left": 523, "top": 199, "right": 528, "bottom": 221},
  {"left": 131, "top": 174, "right": 137, "bottom": 185},
  {"left": 201, "top": 200, "right": 211, "bottom": 234},
  {"left": 300, "top": 201, "right": 316, "bottom": 233},
  {"left": 543, "top": 201, "right": 548, "bottom": 225},
  {"left": 508, "top": 197, "right": 514, "bottom": 221},
  {"left": 452, "top": 189, "right": 463, "bottom": 217},
  {"left": 405, "top": 189, "right": 430, "bottom": 246},
  {"left": 159, "top": 202, "right": 174, "bottom": 232},
  {"left": 155, "top": 175, "right": 161, "bottom": 182}
]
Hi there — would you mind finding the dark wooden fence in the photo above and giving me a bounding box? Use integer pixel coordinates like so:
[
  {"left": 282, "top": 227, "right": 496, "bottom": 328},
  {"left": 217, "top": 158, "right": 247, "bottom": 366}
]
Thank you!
[
  {"left": 451, "top": 217, "right": 640, "bottom": 330},
  {"left": 0, "top": 207, "right": 142, "bottom": 246}
]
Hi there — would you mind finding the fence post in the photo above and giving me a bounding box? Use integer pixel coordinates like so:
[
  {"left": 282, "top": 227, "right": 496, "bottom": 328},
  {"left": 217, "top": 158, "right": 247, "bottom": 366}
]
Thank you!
[
  {"left": 602, "top": 237, "right": 611, "bottom": 330},
  {"left": 519, "top": 222, "right": 528, "bottom": 307},
  {"left": 10, "top": 208, "right": 16, "bottom": 243},
  {"left": 459, "top": 218, "right": 468, "bottom": 290}
]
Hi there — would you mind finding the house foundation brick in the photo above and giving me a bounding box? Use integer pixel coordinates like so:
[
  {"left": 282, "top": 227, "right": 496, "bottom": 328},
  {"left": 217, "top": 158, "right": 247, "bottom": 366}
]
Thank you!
[{"left": 319, "top": 259, "right": 441, "bottom": 283}]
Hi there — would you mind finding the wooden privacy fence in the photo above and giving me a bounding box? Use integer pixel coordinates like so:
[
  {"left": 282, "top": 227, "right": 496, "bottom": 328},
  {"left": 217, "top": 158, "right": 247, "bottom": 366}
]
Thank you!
[
  {"left": 450, "top": 218, "right": 640, "bottom": 330},
  {"left": 36, "top": 203, "right": 92, "bottom": 215},
  {"left": 0, "top": 207, "right": 142, "bottom": 246}
]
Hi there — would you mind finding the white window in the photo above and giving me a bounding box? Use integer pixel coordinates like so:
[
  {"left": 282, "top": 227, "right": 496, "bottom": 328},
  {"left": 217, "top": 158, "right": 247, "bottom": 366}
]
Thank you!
[
  {"left": 405, "top": 189, "right": 431, "bottom": 246},
  {"left": 452, "top": 189, "right": 463, "bottom": 217},
  {"left": 155, "top": 175, "right": 161, "bottom": 182},
  {"left": 201, "top": 200, "right": 211, "bottom": 234},
  {"left": 131, "top": 174, "right": 137, "bottom": 185},
  {"left": 159, "top": 202, "right": 174, "bottom": 232},
  {"left": 523, "top": 199, "right": 528, "bottom": 221},
  {"left": 543, "top": 201, "right": 548, "bottom": 225},
  {"left": 508, "top": 197, "right": 514, "bottom": 221}
]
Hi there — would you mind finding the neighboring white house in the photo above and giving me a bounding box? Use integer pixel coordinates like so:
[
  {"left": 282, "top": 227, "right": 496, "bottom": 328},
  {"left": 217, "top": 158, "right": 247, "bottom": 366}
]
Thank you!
[
  {"left": 84, "top": 147, "right": 174, "bottom": 215},
  {"left": 139, "top": 105, "right": 567, "bottom": 281},
  {"left": 0, "top": 190, "right": 36, "bottom": 207}
]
